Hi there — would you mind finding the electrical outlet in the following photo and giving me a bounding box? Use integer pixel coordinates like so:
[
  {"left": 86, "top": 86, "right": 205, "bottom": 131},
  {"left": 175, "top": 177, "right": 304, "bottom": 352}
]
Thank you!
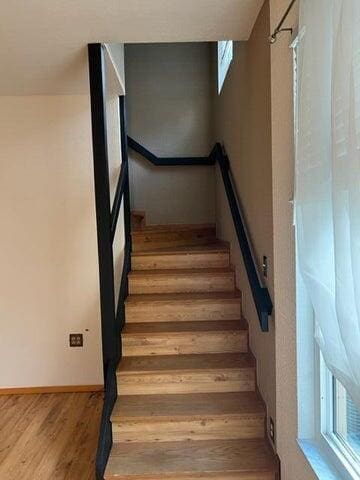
[
  {"left": 262, "top": 256, "right": 268, "bottom": 278},
  {"left": 269, "top": 417, "right": 275, "bottom": 443},
  {"left": 69, "top": 333, "right": 83, "bottom": 347}
]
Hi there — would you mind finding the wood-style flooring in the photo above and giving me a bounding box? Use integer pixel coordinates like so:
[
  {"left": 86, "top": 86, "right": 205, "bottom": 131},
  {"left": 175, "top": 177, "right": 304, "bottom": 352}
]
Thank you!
[{"left": 0, "top": 392, "right": 103, "bottom": 480}]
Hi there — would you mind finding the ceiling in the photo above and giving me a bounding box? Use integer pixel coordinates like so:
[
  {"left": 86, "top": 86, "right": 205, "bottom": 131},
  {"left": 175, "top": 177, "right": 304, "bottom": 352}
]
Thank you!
[{"left": 0, "top": 0, "right": 264, "bottom": 95}]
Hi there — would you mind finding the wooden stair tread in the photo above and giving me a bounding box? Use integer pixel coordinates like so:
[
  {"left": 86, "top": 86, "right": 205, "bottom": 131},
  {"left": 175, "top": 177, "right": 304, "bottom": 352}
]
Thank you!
[
  {"left": 131, "top": 242, "right": 229, "bottom": 256},
  {"left": 125, "top": 291, "right": 242, "bottom": 324},
  {"left": 131, "top": 223, "right": 215, "bottom": 235},
  {"left": 129, "top": 268, "right": 234, "bottom": 277},
  {"left": 105, "top": 439, "right": 278, "bottom": 478},
  {"left": 111, "top": 392, "right": 264, "bottom": 421},
  {"left": 117, "top": 353, "right": 255, "bottom": 375},
  {"left": 122, "top": 320, "right": 248, "bottom": 356},
  {"left": 128, "top": 268, "right": 235, "bottom": 294},
  {"left": 122, "top": 320, "right": 247, "bottom": 335},
  {"left": 131, "top": 224, "right": 216, "bottom": 252},
  {"left": 126, "top": 291, "right": 241, "bottom": 305},
  {"left": 131, "top": 243, "right": 230, "bottom": 270}
]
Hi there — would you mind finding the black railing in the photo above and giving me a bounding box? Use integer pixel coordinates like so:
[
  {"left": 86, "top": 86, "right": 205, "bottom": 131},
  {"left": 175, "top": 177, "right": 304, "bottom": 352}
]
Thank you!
[
  {"left": 128, "top": 137, "right": 273, "bottom": 332},
  {"left": 128, "top": 136, "right": 214, "bottom": 166},
  {"left": 88, "top": 44, "right": 131, "bottom": 480},
  {"left": 212, "top": 144, "right": 273, "bottom": 332}
]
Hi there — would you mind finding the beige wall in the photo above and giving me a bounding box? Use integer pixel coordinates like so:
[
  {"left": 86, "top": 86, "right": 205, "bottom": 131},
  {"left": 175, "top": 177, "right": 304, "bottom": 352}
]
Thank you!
[
  {"left": 213, "top": 1, "right": 276, "bottom": 444},
  {"left": 269, "top": 1, "right": 316, "bottom": 478},
  {"left": 0, "top": 47, "right": 128, "bottom": 390},
  {"left": 125, "top": 43, "right": 215, "bottom": 225},
  {"left": 0, "top": 95, "right": 103, "bottom": 388},
  {"left": 0, "top": 0, "right": 265, "bottom": 96}
]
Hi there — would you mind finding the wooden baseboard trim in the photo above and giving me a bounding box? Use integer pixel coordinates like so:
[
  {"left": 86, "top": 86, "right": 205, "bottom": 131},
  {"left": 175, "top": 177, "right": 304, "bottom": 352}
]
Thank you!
[{"left": 0, "top": 385, "right": 104, "bottom": 395}]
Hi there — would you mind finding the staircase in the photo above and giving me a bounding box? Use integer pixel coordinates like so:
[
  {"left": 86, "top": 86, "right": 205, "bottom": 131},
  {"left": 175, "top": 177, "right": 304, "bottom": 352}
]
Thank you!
[{"left": 105, "top": 220, "right": 278, "bottom": 479}]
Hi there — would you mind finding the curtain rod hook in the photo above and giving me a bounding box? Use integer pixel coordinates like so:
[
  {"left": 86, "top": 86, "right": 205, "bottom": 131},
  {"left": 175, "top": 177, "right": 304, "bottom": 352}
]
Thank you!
[{"left": 269, "top": 27, "right": 293, "bottom": 44}]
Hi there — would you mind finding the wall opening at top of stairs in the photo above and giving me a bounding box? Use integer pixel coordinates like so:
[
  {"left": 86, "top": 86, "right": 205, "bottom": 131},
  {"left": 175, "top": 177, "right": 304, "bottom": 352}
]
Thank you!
[{"left": 124, "top": 42, "right": 215, "bottom": 226}]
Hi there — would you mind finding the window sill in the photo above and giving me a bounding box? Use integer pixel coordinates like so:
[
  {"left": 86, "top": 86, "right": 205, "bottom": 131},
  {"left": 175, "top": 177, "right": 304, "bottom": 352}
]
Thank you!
[{"left": 298, "top": 439, "right": 343, "bottom": 480}]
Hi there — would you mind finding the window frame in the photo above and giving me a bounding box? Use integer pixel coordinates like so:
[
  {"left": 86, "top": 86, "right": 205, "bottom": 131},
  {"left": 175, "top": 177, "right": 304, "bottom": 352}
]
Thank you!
[{"left": 217, "top": 40, "right": 233, "bottom": 94}]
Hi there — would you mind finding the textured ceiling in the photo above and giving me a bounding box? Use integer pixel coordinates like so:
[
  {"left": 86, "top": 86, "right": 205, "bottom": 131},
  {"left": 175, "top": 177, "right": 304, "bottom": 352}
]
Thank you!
[{"left": 0, "top": 0, "right": 264, "bottom": 95}]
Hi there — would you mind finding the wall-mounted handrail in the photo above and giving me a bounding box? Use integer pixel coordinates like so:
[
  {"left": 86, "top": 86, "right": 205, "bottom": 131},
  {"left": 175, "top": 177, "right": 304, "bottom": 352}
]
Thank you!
[
  {"left": 213, "top": 143, "right": 273, "bottom": 332},
  {"left": 128, "top": 137, "right": 273, "bottom": 332},
  {"left": 128, "top": 136, "right": 215, "bottom": 166}
]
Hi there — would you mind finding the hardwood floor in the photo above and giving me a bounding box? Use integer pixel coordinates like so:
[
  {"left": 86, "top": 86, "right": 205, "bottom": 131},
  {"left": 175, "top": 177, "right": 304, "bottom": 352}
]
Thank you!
[{"left": 0, "top": 392, "right": 103, "bottom": 480}]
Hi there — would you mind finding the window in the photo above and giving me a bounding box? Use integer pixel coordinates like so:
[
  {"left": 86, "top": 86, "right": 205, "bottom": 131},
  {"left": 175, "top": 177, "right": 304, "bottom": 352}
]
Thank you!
[
  {"left": 217, "top": 41, "right": 233, "bottom": 94},
  {"left": 320, "top": 358, "right": 360, "bottom": 479},
  {"left": 333, "top": 379, "right": 360, "bottom": 460}
]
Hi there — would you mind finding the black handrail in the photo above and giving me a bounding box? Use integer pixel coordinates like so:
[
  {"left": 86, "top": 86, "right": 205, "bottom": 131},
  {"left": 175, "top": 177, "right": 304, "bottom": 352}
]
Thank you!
[
  {"left": 88, "top": 44, "right": 132, "bottom": 480},
  {"left": 128, "top": 137, "right": 273, "bottom": 331},
  {"left": 214, "top": 144, "right": 273, "bottom": 332},
  {"left": 128, "top": 136, "right": 215, "bottom": 166}
]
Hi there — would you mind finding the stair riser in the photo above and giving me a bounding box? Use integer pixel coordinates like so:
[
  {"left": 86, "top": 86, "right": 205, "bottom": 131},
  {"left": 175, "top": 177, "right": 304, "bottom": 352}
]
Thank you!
[
  {"left": 132, "top": 230, "right": 216, "bottom": 252},
  {"left": 117, "top": 370, "right": 255, "bottom": 396},
  {"left": 122, "top": 332, "right": 248, "bottom": 356},
  {"left": 125, "top": 300, "right": 241, "bottom": 323},
  {"left": 112, "top": 416, "right": 265, "bottom": 443},
  {"left": 128, "top": 273, "right": 235, "bottom": 295},
  {"left": 132, "top": 252, "right": 230, "bottom": 270}
]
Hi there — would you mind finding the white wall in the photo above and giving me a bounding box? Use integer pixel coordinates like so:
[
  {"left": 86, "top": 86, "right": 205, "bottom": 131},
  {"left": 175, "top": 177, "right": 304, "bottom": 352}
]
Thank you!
[
  {"left": 125, "top": 43, "right": 215, "bottom": 225},
  {"left": 0, "top": 95, "right": 103, "bottom": 388}
]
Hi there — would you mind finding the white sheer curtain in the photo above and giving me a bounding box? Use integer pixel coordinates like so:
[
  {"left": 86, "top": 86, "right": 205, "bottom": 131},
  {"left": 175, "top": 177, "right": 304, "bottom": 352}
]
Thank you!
[{"left": 296, "top": 0, "right": 360, "bottom": 407}]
